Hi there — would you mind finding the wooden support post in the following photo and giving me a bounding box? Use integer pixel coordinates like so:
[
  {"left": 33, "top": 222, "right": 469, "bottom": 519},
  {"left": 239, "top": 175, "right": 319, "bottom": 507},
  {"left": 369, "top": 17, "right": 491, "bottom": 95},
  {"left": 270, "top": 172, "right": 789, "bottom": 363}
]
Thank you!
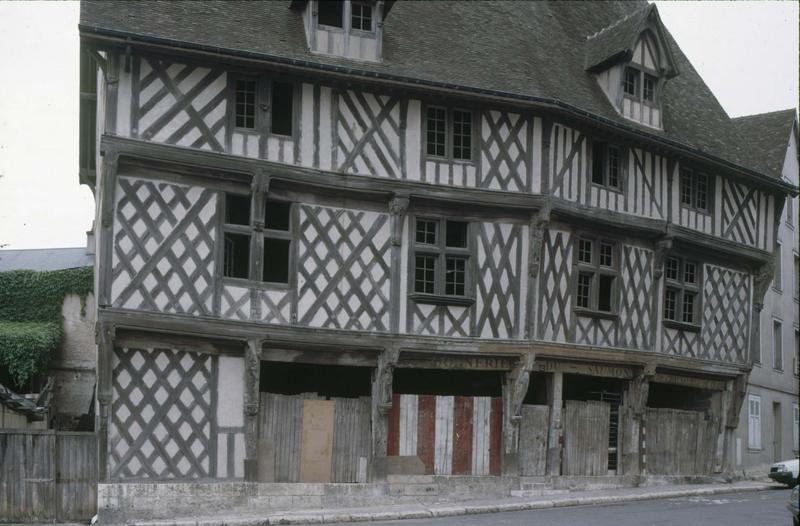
[
  {"left": 621, "top": 372, "right": 650, "bottom": 477},
  {"left": 370, "top": 346, "right": 399, "bottom": 480},
  {"left": 502, "top": 351, "right": 534, "bottom": 475},
  {"left": 714, "top": 381, "right": 733, "bottom": 473},
  {"left": 751, "top": 262, "right": 773, "bottom": 364},
  {"left": 97, "top": 148, "right": 119, "bottom": 308},
  {"left": 527, "top": 208, "right": 550, "bottom": 339},
  {"left": 389, "top": 195, "right": 409, "bottom": 333},
  {"left": 243, "top": 339, "right": 261, "bottom": 481},
  {"left": 546, "top": 371, "right": 563, "bottom": 476},
  {"left": 95, "top": 321, "right": 115, "bottom": 481}
]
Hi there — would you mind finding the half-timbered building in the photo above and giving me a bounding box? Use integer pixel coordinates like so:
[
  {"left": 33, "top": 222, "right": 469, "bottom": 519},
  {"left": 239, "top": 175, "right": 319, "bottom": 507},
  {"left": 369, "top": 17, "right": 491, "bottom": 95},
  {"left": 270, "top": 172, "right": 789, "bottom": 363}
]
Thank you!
[{"left": 78, "top": 0, "right": 798, "bottom": 516}]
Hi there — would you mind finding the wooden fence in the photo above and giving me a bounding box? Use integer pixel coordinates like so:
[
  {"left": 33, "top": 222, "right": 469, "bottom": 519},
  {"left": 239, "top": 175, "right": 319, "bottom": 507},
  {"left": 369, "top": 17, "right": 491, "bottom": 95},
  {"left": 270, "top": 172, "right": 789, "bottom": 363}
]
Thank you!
[
  {"left": 0, "top": 430, "right": 97, "bottom": 522},
  {"left": 645, "top": 408, "right": 717, "bottom": 475},
  {"left": 258, "top": 393, "right": 371, "bottom": 483},
  {"left": 563, "top": 400, "right": 611, "bottom": 476}
]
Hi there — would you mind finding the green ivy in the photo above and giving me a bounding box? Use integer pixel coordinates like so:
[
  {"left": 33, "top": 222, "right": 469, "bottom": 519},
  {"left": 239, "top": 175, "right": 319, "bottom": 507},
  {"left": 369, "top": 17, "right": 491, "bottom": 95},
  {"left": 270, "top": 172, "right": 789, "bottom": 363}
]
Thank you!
[{"left": 0, "top": 267, "right": 93, "bottom": 387}]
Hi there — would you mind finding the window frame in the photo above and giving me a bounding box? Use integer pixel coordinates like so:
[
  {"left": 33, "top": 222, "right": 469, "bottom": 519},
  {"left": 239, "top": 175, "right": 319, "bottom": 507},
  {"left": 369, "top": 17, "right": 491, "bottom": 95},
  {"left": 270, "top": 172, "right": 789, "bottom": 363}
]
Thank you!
[
  {"left": 747, "top": 394, "right": 762, "bottom": 450},
  {"left": 622, "top": 64, "right": 662, "bottom": 107},
  {"left": 423, "top": 104, "right": 476, "bottom": 163},
  {"left": 793, "top": 403, "right": 799, "bottom": 452},
  {"left": 573, "top": 235, "right": 620, "bottom": 318},
  {"left": 678, "top": 167, "right": 711, "bottom": 214},
  {"left": 350, "top": 1, "right": 375, "bottom": 33},
  {"left": 220, "top": 191, "right": 295, "bottom": 289},
  {"left": 317, "top": 0, "right": 345, "bottom": 29},
  {"left": 229, "top": 75, "right": 298, "bottom": 141},
  {"left": 773, "top": 240, "right": 783, "bottom": 293},
  {"left": 591, "top": 141, "right": 625, "bottom": 192},
  {"left": 662, "top": 256, "right": 702, "bottom": 331},
  {"left": 410, "top": 216, "right": 474, "bottom": 306},
  {"left": 233, "top": 76, "right": 259, "bottom": 132}
]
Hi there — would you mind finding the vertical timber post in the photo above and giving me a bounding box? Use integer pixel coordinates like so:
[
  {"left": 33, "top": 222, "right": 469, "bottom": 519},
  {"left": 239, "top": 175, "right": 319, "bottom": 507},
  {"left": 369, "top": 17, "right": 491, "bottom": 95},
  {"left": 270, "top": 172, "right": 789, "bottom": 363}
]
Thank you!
[
  {"left": 371, "top": 346, "right": 399, "bottom": 480},
  {"left": 389, "top": 194, "right": 409, "bottom": 333},
  {"left": 243, "top": 339, "right": 261, "bottom": 481},
  {"left": 621, "top": 370, "right": 650, "bottom": 478},
  {"left": 546, "top": 370, "right": 563, "bottom": 476},
  {"left": 95, "top": 321, "right": 115, "bottom": 480},
  {"left": 502, "top": 351, "right": 533, "bottom": 475}
]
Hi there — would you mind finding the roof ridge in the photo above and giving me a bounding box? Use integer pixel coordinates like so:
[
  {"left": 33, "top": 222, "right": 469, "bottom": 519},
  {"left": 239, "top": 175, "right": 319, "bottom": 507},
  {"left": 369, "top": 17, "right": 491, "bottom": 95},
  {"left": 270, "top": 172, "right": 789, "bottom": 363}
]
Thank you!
[
  {"left": 731, "top": 108, "right": 797, "bottom": 121},
  {"left": 585, "top": 4, "right": 650, "bottom": 42}
]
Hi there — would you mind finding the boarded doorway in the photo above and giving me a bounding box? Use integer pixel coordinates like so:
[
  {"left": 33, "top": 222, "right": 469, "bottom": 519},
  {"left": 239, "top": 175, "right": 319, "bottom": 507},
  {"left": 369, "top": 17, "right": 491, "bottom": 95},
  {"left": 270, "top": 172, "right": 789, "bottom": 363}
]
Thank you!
[
  {"left": 519, "top": 405, "right": 549, "bottom": 476},
  {"left": 563, "top": 400, "right": 611, "bottom": 476}
]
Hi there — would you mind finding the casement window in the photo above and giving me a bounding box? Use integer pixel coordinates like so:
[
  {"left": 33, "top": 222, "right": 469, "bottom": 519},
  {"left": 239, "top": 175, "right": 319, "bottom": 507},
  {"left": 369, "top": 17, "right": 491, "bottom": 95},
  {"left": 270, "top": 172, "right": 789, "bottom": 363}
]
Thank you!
[
  {"left": 413, "top": 218, "right": 471, "bottom": 299},
  {"left": 663, "top": 256, "right": 700, "bottom": 326},
  {"left": 575, "top": 237, "right": 619, "bottom": 314},
  {"left": 793, "top": 404, "right": 799, "bottom": 451},
  {"left": 747, "top": 394, "right": 761, "bottom": 450},
  {"left": 679, "top": 168, "right": 710, "bottom": 212},
  {"left": 233, "top": 78, "right": 294, "bottom": 136},
  {"left": 318, "top": 0, "right": 344, "bottom": 27},
  {"left": 222, "top": 193, "right": 292, "bottom": 284},
  {"left": 425, "top": 106, "right": 473, "bottom": 161},
  {"left": 774, "top": 241, "right": 782, "bottom": 292},
  {"left": 235, "top": 79, "right": 257, "bottom": 129},
  {"left": 623, "top": 66, "right": 660, "bottom": 105},
  {"left": 592, "top": 141, "right": 623, "bottom": 190},
  {"left": 773, "top": 319, "right": 783, "bottom": 371},
  {"left": 351, "top": 1, "right": 373, "bottom": 31}
]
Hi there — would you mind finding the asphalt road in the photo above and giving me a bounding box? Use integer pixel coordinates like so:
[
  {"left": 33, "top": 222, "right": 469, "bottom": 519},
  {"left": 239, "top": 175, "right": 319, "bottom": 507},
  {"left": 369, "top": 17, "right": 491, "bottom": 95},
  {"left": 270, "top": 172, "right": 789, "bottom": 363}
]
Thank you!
[{"left": 335, "top": 489, "right": 795, "bottom": 526}]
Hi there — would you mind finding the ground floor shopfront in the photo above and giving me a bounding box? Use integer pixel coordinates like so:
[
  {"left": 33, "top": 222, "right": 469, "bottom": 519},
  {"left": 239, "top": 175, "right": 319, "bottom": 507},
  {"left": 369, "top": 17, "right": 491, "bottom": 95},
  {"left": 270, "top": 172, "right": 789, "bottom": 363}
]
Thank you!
[{"left": 100, "top": 326, "right": 747, "bottom": 488}]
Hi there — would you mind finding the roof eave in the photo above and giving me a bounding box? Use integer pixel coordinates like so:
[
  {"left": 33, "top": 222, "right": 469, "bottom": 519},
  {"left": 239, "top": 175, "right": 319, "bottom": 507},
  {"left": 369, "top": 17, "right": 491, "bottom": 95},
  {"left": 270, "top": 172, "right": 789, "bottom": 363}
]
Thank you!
[{"left": 78, "top": 25, "right": 799, "bottom": 197}]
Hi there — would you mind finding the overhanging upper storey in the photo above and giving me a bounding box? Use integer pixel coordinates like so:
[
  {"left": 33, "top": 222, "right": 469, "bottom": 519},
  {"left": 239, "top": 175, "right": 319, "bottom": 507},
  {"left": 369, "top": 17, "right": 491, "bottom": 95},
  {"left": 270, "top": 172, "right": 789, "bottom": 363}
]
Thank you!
[
  {"left": 585, "top": 4, "right": 678, "bottom": 130},
  {"left": 292, "top": 0, "right": 387, "bottom": 63}
]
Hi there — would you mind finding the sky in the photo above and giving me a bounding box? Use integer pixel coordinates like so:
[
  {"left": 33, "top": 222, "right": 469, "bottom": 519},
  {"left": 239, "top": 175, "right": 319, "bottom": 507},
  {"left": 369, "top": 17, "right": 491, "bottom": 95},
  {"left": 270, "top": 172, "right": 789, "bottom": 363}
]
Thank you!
[{"left": 0, "top": 1, "right": 797, "bottom": 250}]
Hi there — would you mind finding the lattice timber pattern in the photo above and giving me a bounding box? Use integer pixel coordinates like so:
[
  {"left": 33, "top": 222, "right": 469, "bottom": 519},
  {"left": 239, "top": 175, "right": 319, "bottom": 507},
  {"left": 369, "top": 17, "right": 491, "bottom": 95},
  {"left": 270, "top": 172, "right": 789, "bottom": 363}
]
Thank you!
[
  {"left": 701, "top": 264, "right": 750, "bottom": 364},
  {"left": 109, "top": 347, "right": 216, "bottom": 479},
  {"left": 619, "top": 245, "right": 654, "bottom": 349},
  {"left": 135, "top": 58, "right": 227, "bottom": 151},
  {"left": 479, "top": 111, "right": 530, "bottom": 192},
  {"left": 721, "top": 179, "right": 759, "bottom": 247},
  {"left": 475, "top": 223, "right": 525, "bottom": 339},
  {"left": 388, "top": 394, "right": 502, "bottom": 476},
  {"left": 539, "top": 229, "right": 573, "bottom": 342},
  {"left": 336, "top": 89, "right": 402, "bottom": 178},
  {"left": 297, "top": 205, "right": 392, "bottom": 330},
  {"left": 409, "top": 303, "right": 471, "bottom": 337},
  {"left": 111, "top": 177, "right": 217, "bottom": 315}
]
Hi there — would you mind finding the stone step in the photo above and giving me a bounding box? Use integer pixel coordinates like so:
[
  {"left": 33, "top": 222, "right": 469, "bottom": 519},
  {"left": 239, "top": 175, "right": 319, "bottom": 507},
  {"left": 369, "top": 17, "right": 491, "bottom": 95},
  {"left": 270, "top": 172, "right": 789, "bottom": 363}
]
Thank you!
[
  {"left": 510, "top": 488, "right": 571, "bottom": 498},
  {"left": 386, "top": 475, "right": 435, "bottom": 484},
  {"left": 387, "top": 483, "right": 439, "bottom": 497}
]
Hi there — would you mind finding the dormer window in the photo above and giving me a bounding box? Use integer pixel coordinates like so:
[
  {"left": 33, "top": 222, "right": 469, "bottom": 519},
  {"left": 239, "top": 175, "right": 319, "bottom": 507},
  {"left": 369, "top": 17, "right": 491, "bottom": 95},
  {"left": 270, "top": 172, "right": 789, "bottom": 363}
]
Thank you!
[
  {"left": 623, "top": 65, "right": 660, "bottom": 107},
  {"left": 302, "top": 0, "right": 383, "bottom": 62}
]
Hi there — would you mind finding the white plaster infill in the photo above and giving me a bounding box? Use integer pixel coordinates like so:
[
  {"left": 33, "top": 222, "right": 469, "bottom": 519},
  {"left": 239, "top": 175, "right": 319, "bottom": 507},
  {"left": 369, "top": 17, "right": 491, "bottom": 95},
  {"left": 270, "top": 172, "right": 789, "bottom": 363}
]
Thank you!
[{"left": 102, "top": 481, "right": 777, "bottom": 526}]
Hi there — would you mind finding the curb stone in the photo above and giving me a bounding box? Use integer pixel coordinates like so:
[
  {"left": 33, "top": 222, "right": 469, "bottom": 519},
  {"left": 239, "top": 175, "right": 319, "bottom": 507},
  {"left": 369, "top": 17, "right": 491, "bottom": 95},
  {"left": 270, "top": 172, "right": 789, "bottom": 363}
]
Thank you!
[{"left": 122, "top": 483, "right": 777, "bottom": 526}]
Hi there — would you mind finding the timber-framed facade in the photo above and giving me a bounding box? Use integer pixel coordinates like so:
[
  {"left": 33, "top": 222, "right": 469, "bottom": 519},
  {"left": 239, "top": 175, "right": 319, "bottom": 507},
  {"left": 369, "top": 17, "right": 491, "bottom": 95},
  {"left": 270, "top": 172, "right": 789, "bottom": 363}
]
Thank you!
[{"left": 79, "top": 0, "right": 798, "bottom": 499}]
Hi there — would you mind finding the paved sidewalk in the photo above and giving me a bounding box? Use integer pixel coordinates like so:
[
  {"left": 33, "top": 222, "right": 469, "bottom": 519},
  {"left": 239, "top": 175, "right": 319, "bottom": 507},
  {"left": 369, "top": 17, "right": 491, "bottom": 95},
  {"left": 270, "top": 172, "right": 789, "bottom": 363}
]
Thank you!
[{"left": 131, "top": 480, "right": 780, "bottom": 526}]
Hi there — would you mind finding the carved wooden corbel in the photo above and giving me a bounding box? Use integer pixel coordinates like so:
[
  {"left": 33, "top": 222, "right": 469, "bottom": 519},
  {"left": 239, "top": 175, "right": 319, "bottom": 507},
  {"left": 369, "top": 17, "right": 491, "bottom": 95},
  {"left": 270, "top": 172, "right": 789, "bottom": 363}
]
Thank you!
[
  {"left": 100, "top": 150, "right": 120, "bottom": 229},
  {"left": 752, "top": 260, "right": 774, "bottom": 313},
  {"left": 503, "top": 351, "right": 534, "bottom": 453},
  {"left": 244, "top": 340, "right": 261, "bottom": 418},
  {"left": 251, "top": 171, "right": 270, "bottom": 230},
  {"left": 653, "top": 235, "right": 673, "bottom": 279},
  {"left": 375, "top": 346, "right": 400, "bottom": 414},
  {"left": 529, "top": 207, "right": 550, "bottom": 278},
  {"left": 389, "top": 194, "right": 410, "bottom": 247},
  {"left": 725, "top": 373, "right": 748, "bottom": 429}
]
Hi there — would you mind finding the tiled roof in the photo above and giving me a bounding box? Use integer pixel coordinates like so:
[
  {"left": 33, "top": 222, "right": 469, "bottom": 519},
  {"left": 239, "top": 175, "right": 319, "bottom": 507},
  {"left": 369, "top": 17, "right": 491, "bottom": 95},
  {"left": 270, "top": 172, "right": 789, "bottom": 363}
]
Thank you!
[
  {"left": 79, "top": 0, "right": 796, "bottom": 184},
  {"left": 0, "top": 248, "right": 93, "bottom": 272},
  {"left": 730, "top": 109, "right": 798, "bottom": 179}
]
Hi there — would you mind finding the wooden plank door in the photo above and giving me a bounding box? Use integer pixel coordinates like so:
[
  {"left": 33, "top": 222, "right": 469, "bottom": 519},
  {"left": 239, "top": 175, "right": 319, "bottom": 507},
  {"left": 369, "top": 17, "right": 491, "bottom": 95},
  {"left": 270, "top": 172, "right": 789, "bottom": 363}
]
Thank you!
[
  {"left": 519, "top": 405, "right": 550, "bottom": 476},
  {"left": 563, "top": 400, "right": 610, "bottom": 476},
  {"left": 56, "top": 433, "right": 97, "bottom": 521},
  {"left": 299, "top": 399, "right": 335, "bottom": 482}
]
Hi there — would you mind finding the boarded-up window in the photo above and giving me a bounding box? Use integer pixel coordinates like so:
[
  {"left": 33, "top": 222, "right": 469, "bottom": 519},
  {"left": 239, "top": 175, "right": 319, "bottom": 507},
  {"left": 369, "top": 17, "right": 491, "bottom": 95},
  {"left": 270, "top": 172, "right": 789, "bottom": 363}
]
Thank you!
[{"left": 748, "top": 394, "right": 761, "bottom": 450}]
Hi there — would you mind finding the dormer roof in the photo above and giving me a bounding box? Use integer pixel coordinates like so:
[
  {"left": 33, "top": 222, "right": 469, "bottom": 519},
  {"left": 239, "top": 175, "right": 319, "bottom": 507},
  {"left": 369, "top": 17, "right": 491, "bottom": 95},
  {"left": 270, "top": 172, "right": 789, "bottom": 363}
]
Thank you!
[
  {"left": 584, "top": 4, "right": 678, "bottom": 78},
  {"left": 289, "top": 0, "right": 396, "bottom": 20}
]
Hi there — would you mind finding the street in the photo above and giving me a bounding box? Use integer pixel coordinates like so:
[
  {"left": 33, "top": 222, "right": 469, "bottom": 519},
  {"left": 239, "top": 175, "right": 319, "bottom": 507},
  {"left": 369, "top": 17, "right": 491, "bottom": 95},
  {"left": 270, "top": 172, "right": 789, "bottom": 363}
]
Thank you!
[{"left": 333, "top": 489, "right": 795, "bottom": 526}]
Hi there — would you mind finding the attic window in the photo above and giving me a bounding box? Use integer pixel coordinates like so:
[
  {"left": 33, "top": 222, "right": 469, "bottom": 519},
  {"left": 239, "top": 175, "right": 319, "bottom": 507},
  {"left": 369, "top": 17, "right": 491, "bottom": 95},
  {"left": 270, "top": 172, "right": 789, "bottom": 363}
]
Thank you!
[
  {"left": 643, "top": 74, "right": 657, "bottom": 102},
  {"left": 318, "top": 0, "right": 344, "bottom": 28},
  {"left": 623, "top": 68, "right": 638, "bottom": 97},
  {"left": 351, "top": 2, "right": 373, "bottom": 31}
]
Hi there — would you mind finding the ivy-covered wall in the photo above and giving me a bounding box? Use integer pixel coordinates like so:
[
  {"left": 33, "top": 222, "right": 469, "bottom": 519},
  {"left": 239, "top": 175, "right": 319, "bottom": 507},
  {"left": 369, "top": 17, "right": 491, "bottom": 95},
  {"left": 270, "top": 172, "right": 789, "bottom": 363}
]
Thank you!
[{"left": 0, "top": 267, "right": 93, "bottom": 388}]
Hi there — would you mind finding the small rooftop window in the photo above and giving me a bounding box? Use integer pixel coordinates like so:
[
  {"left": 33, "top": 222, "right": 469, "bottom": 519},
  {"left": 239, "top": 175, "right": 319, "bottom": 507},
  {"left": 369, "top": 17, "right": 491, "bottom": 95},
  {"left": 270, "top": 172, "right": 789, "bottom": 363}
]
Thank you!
[{"left": 318, "top": 0, "right": 344, "bottom": 28}]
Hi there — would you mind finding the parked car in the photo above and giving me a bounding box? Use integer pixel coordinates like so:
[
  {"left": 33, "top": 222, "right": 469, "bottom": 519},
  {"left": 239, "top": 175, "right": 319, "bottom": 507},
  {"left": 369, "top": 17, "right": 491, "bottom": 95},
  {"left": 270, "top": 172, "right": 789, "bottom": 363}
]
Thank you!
[
  {"left": 787, "top": 484, "right": 799, "bottom": 526},
  {"left": 769, "top": 457, "right": 799, "bottom": 486}
]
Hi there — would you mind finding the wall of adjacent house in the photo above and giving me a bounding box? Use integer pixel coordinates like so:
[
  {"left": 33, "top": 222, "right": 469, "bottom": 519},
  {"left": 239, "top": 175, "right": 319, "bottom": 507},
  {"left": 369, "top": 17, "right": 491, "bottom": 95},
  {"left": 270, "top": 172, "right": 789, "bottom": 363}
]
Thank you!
[{"left": 734, "top": 126, "right": 799, "bottom": 475}]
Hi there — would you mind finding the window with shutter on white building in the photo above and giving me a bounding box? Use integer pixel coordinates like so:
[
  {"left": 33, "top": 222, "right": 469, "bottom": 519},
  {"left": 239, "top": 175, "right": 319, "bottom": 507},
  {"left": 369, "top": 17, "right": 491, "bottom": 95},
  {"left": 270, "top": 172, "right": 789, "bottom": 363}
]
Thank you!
[{"left": 748, "top": 394, "right": 761, "bottom": 450}]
